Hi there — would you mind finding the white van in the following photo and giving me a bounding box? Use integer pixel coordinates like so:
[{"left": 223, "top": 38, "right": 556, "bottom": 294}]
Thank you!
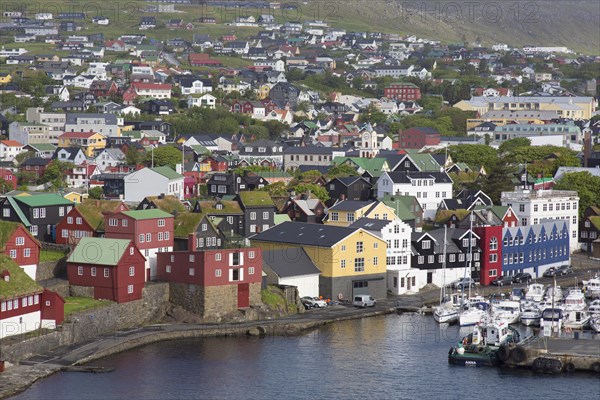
[{"left": 353, "top": 295, "right": 376, "bottom": 308}]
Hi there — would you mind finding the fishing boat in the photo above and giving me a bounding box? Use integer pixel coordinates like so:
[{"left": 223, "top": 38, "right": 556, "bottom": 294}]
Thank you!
[
  {"left": 583, "top": 275, "right": 600, "bottom": 298},
  {"left": 448, "top": 319, "right": 521, "bottom": 367},
  {"left": 491, "top": 300, "right": 521, "bottom": 325},
  {"left": 563, "top": 310, "right": 591, "bottom": 330},
  {"left": 563, "top": 288, "right": 586, "bottom": 311},
  {"left": 525, "top": 283, "right": 545, "bottom": 303},
  {"left": 520, "top": 306, "right": 542, "bottom": 326},
  {"left": 433, "top": 227, "right": 459, "bottom": 324},
  {"left": 541, "top": 308, "right": 564, "bottom": 336}
]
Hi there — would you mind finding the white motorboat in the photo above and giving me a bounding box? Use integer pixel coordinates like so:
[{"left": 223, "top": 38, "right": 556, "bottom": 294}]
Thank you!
[
  {"left": 563, "top": 310, "right": 591, "bottom": 330},
  {"left": 545, "top": 285, "right": 564, "bottom": 303},
  {"left": 520, "top": 306, "right": 542, "bottom": 326},
  {"left": 434, "top": 303, "right": 459, "bottom": 324},
  {"left": 588, "top": 299, "right": 600, "bottom": 315},
  {"left": 525, "top": 283, "right": 545, "bottom": 302},
  {"left": 589, "top": 315, "right": 600, "bottom": 332},
  {"left": 583, "top": 275, "right": 600, "bottom": 298},
  {"left": 541, "top": 308, "right": 563, "bottom": 336},
  {"left": 563, "top": 288, "right": 586, "bottom": 311},
  {"left": 491, "top": 300, "right": 521, "bottom": 325},
  {"left": 459, "top": 302, "right": 490, "bottom": 327}
]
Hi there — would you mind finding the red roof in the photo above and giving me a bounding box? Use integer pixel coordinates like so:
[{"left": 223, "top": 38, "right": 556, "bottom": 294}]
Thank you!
[
  {"left": 59, "top": 131, "right": 100, "bottom": 139},
  {"left": 131, "top": 82, "right": 172, "bottom": 90},
  {"left": 1, "top": 140, "right": 23, "bottom": 147}
]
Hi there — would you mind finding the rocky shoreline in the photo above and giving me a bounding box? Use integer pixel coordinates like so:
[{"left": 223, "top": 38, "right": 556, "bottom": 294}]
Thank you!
[{"left": 0, "top": 305, "right": 399, "bottom": 400}]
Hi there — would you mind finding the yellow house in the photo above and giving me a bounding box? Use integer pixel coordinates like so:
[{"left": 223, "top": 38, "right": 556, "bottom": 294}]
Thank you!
[
  {"left": 324, "top": 200, "right": 397, "bottom": 227},
  {"left": 57, "top": 131, "right": 106, "bottom": 157},
  {"left": 0, "top": 73, "right": 12, "bottom": 85},
  {"left": 64, "top": 191, "right": 88, "bottom": 204},
  {"left": 251, "top": 221, "right": 387, "bottom": 300}
]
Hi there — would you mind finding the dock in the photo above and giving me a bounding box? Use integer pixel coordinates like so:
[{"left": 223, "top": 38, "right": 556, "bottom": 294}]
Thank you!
[{"left": 502, "top": 336, "right": 600, "bottom": 373}]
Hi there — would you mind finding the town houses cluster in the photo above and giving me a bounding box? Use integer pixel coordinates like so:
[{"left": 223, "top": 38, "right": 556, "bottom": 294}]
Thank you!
[{"left": 1, "top": 0, "right": 599, "bottom": 339}]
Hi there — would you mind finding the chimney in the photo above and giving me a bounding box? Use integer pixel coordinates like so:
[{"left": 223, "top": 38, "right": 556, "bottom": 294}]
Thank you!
[
  {"left": 340, "top": 193, "right": 346, "bottom": 201},
  {"left": 1, "top": 270, "right": 9, "bottom": 282},
  {"left": 188, "top": 232, "right": 197, "bottom": 251},
  {"left": 158, "top": 193, "right": 165, "bottom": 199}
]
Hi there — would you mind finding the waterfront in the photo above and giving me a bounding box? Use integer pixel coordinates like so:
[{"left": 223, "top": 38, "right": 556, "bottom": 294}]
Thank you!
[{"left": 11, "top": 314, "right": 600, "bottom": 400}]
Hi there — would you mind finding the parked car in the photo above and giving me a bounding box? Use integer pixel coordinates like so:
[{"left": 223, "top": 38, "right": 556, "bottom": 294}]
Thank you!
[
  {"left": 452, "top": 277, "right": 476, "bottom": 289},
  {"left": 513, "top": 272, "right": 532, "bottom": 283},
  {"left": 558, "top": 265, "right": 573, "bottom": 275},
  {"left": 300, "top": 298, "right": 314, "bottom": 310},
  {"left": 543, "top": 267, "right": 559, "bottom": 277},
  {"left": 491, "top": 275, "right": 514, "bottom": 286},
  {"left": 353, "top": 294, "right": 376, "bottom": 308},
  {"left": 301, "top": 296, "right": 327, "bottom": 308}
]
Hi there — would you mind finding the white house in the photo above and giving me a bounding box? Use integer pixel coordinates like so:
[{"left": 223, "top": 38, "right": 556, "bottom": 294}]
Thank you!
[
  {"left": 376, "top": 171, "right": 453, "bottom": 219},
  {"left": 262, "top": 248, "right": 321, "bottom": 298},
  {"left": 187, "top": 93, "right": 217, "bottom": 109},
  {"left": 181, "top": 79, "right": 213, "bottom": 95},
  {"left": 94, "top": 148, "right": 126, "bottom": 171},
  {"left": 124, "top": 166, "right": 184, "bottom": 202},
  {"left": 0, "top": 140, "right": 24, "bottom": 161},
  {"left": 501, "top": 189, "right": 580, "bottom": 252},
  {"left": 350, "top": 218, "right": 418, "bottom": 295}
]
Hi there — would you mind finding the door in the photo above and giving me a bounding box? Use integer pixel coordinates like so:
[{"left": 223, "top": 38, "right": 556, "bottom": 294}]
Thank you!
[
  {"left": 352, "top": 280, "right": 369, "bottom": 297},
  {"left": 237, "top": 283, "right": 249, "bottom": 308},
  {"left": 427, "top": 272, "right": 433, "bottom": 284},
  {"left": 407, "top": 276, "right": 412, "bottom": 290}
]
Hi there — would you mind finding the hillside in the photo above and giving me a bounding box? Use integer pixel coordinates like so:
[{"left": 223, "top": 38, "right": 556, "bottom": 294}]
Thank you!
[{"left": 1, "top": 1, "right": 598, "bottom": 55}]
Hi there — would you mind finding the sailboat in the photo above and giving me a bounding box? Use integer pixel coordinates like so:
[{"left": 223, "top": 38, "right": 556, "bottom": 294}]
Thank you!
[{"left": 434, "top": 226, "right": 459, "bottom": 324}]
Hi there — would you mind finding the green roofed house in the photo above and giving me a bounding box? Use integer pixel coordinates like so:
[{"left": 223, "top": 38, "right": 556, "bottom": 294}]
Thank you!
[
  {"left": 0, "top": 255, "right": 66, "bottom": 339},
  {"left": 191, "top": 199, "right": 245, "bottom": 237},
  {"left": 123, "top": 166, "right": 184, "bottom": 202},
  {"left": 380, "top": 194, "right": 424, "bottom": 230},
  {"left": 237, "top": 191, "right": 276, "bottom": 237},
  {"left": 137, "top": 195, "right": 188, "bottom": 214},
  {"left": 66, "top": 237, "right": 146, "bottom": 303},
  {"left": 332, "top": 156, "right": 390, "bottom": 177},
  {"left": 24, "top": 143, "right": 57, "bottom": 158},
  {"left": 55, "top": 199, "right": 129, "bottom": 245},
  {"left": 0, "top": 194, "right": 75, "bottom": 241}
]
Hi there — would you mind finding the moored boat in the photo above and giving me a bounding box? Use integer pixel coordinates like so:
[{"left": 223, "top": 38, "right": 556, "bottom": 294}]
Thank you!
[
  {"left": 589, "top": 315, "right": 600, "bottom": 333},
  {"left": 541, "top": 308, "right": 564, "bottom": 336},
  {"left": 583, "top": 275, "right": 600, "bottom": 298},
  {"left": 563, "top": 310, "right": 591, "bottom": 330},
  {"left": 459, "top": 302, "right": 490, "bottom": 327},
  {"left": 520, "top": 306, "right": 542, "bottom": 326},
  {"left": 491, "top": 300, "right": 521, "bottom": 325},
  {"left": 563, "top": 288, "right": 586, "bottom": 311},
  {"left": 525, "top": 283, "right": 545, "bottom": 303},
  {"left": 448, "top": 320, "right": 520, "bottom": 367},
  {"left": 588, "top": 299, "right": 600, "bottom": 315}
]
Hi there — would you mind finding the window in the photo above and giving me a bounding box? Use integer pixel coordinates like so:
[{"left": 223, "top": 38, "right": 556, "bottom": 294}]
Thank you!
[
  {"left": 533, "top": 204, "right": 538, "bottom": 212},
  {"left": 215, "top": 269, "right": 222, "bottom": 277},
  {"left": 189, "top": 268, "right": 195, "bottom": 276},
  {"left": 330, "top": 212, "right": 339, "bottom": 221},
  {"left": 59, "top": 207, "right": 64, "bottom": 217},
  {"left": 489, "top": 237, "right": 498, "bottom": 250},
  {"left": 459, "top": 254, "right": 465, "bottom": 262},
  {"left": 202, "top": 223, "right": 207, "bottom": 232},
  {"left": 373, "top": 256, "right": 378, "bottom": 266},
  {"left": 165, "top": 232, "right": 169, "bottom": 240},
  {"left": 109, "top": 218, "right": 118, "bottom": 226},
  {"left": 354, "top": 257, "right": 365, "bottom": 272},
  {"left": 158, "top": 232, "right": 163, "bottom": 241},
  {"left": 158, "top": 219, "right": 165, "bottom": 227},
  {"left": 489, "top": 269, "right": 498, "bottom": 278},
  {"left": 340, "top": 260, "right": 346, "bottom": 268},
  {"left": 263, "top": 212, "right": 269, "bottom": 220},
  {"left": 422, "top": 240, "right": 431, "bottom": 249},
  {"left": 104, "top": 268, "right": 109, "bottom": 278},
  {"left": 146, "top": 233, "right": 151, "bottom": 242},
  {"left": 139, "top": 234, "right": 145, "bottom": 243},
  {"left": 428, "top": 255, "right": 434, "bottom": 264},
  {"left": 215, "top": 253, "right": 222, "bottom": 261},
  {"left": 15, "top": 236, "right": 25, "bottom": 246},
  {"left": 129, "top": 266, "right": 135, "bottom": 276},
  {"left": 77, "top": 266, "right": 83, "bottom": 275},
  {"left": 39, "top": 208, "right": 46, "bottom": 218},
  {"left": 30, "top": 226, "right": 38, "bottom": 236},
  {"left": 489, "top": 254, "right": 497, "bottom": 263},
  {"left": 3, "top": 208, "right": 9, "bottom": 217},
  {"left": 249, "top": 251, "right": 255, "bottom": 259},
  {"left": 249, "top": 267, "right": 255, "bottom": 275},
  {"left": 341, "top": 245, "right": 346, "bottom": 252},
  {"left": 24, "top": 248, "right": 30, "bottom": 258},
  {"left": 449, "top": 254, "right": 456, "bottom": 263},
  {"left": 127, "top": 285, "right": 134, "bottom": 294},
  {"left": 91, "top": 267, "right": 97, "bottom": 276},
  {"left": 189, "top": 254, "right": 195, "bottom": 262},
  {"left": 356, "top": 241, "right": 363, "bottom": 253},
  {"left": 166, "top": 265, "right": 172, "bottom": 273},
  {"left": 347, "top": 213, "right": 355, "bottom": 222},
  {"left": 250, "top": 212, "right": 257, "bottom": 220},
  {"left": 231, "top": 268, "right": 241, "bottom": 281}
]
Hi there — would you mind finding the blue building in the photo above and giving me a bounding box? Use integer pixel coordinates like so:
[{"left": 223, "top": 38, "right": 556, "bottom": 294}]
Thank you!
[{"left": 501, "top": 220, "right": 570, "bottom": 278}]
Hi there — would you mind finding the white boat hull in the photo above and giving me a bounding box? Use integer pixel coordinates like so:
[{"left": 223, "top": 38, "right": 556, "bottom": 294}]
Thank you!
[
  {"left": 459, "top": 310, "right": 487, "bottom": 327},
  {"left": 434, "top": 310, "right": 459, "bottom": 324},
  {"left": 520, "top": 316, "right": 541, "bottom": 326}
]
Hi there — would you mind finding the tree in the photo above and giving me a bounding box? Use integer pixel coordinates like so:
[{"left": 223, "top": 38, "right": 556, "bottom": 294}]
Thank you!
[
  {"left": 243, "top": 125, "right": 270, "bottom": 140},
  {"left": 498, "top": 137, "right": 532, "bottom": 155},
  {"left": 554, "top": 172, "right": 600, "bottom": 218},
  {"left": 446, "top": 144, "right": 498, "bottom": 171},
  {"left": 144, "top": 146, "right": 182, "bottom": 169},
  {"left": 481, "top": 163, "right": 514, "bottom": 204},
  {"left": 15, "top": 151, "right": 36, "bottom": 165},
  {"left": 126, "top": 147, "right": 143, "bottom": 165},
  {"left": 327, "top": 163, "right": 359, "bottom": 179},
  {"left": 260, "top": 181, "right": 288, "bottom": 197},
  {"left": 88, "top": 186, "right": 104, "bottom": 199},
  {"left": 292, "top": 183, "right": 330, "bottom": 202},
  {"left": 359, "top": 103, "right": 387, "bottom": 125},
  {"left": 0, "top": 179, "right": 12, "bottom": 194},
  {"left": 351, "top": 76, "right": 365, "bottom": 89}
]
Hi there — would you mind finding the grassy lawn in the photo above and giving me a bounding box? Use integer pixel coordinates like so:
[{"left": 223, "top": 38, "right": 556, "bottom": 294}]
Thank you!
[
  {"left": 40, "top": 249, "right": 68, "bottom": 262},
  {"left": 64, "top": 296, "right": 112, "bottom": 316}
]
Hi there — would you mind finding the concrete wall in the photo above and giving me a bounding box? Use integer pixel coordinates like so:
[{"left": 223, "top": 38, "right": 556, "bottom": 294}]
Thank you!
[
  {"left": 320, "top": 273, "right": 387, "bottom": 300},
  {"left": 1, "top": 283, "right": 170, "bottom": 363}
]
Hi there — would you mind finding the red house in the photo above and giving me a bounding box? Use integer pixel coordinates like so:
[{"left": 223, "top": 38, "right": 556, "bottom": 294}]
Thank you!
[
  {"left": 188, "top": 53, "right": 223, "bottom": 66},
  {"left": 0, "top": 220, "right": 41, "bottom": 280},
  {"left": 104, "top": 209, "right": 174, "bottom": 281},
  {"left": 383, "top": 82, "right": 421, "bottom": 101},
  {"left": 398, "top": 127, "right": 441, "bottom": 150},
  {"left": 55, "top": 199, "right": 129, "bottom": 245},
  {"left": 473, "top": 225, "right": 503, "bottom": 286},
  {"left": 0, "top": 168, "right": 17, "bottom": 191},
  {"left": 89, "top": 80, "right": 119, "bottom": 98},
  {"left": 156, "top": 243, "right": 262, "bottom": 316},
  {"left": 66, "top": 237, "right": 146, "bottom": 303},
  {"left": 1, "top": 256, "right": 64, "bottom": 339},
  {"left": 184, "top": 176, "right": 197, "bottom": 199}
]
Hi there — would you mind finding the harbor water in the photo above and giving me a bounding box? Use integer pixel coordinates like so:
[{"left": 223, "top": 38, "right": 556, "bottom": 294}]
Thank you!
[{"left": 11, "top": 314, "right": 600, "bottom": 400}]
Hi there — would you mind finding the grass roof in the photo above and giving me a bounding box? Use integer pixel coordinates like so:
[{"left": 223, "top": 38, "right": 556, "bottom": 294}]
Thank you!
[
  {"left": 238, "top": 191, "right": 275, "bottom": 207},
  {"left": 0, "top": 255, "right": 43, "bottom": 301},
  {"left": 0, "top": 221, "right": 20, "bottom": 251},
  {"left": 145, "top": 196, "right": 187, "bottom": 213},
  {"left": 173, "top": 212, "right": 205, "bottom": 238},
  {"left": 433, "top": 209, "right": 470, "bottom": 224},
  {"left": 196, "top": 200, "right": 242, "bottom": 214},
  {"left": 121, "top": 209, "right": 173, "bottom": 220},
  {"left": 77, "top": 199, "right": 127, "bottom": 230}
]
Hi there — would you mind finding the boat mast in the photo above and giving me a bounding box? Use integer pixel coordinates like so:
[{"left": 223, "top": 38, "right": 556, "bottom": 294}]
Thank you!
[
  {"left": 468, "top": 210, "right": 474, "bottom": 300},
  {"left": 440, "top": 225, "right": 448, "bottom": 306}
]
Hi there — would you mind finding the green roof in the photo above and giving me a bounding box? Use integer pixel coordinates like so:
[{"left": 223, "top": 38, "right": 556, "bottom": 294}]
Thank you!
[
  {"left": 489, "top": 205, "right": 509, "bottom": 220},
  {"left": 0, "top": 255, "right": 43, "bottom": 301},
  {"left": 303, "top": 121, "right": 318, "bottom": 129},
  {"left": 151, "top": 166, "right": 183, "bottom": 181},
  {"left": 274, "top": 214, "right": 291, "bottom": 225},
  {"left": 238, "top": 191, "right": 275, "bottom": 207},
  {"left": 77, "top": 200, "right": 126, "bottom": 231},
  {"left": 408, "top": 154, "right": 441, "bottom": 172},
  {"left": 28, "top": 143, "right": 57, "bottom": 151},
  {"left": 433, "top": 209, "right": 470, "bottom": 224},
  {"left": 332, "top": 157, "right": 389, "bottom": 174},
  {"left": 588, "top": 216, "right": 600, "bottom": 230},
  {"left": 123, "top": 130, "right": 142, "bottom": 139},
  {"left": 380, "top": 194, "right": 420, "bottom": 221},
  {"left": 173, "top": 212, "right": 207, "bottom": 238},
  {"left": 263, "top": 171, "right": 292, "bottom": 178},
  {"left": 143, "top": 196, "right": 186, "bottom": 213},
  {"left": 0, "top": 221, "right": 22, "bottom": 251},
  {"left": 67, "top": 237, "right": 131, "bottom": 266},
  {"left": 121, "top": 209, "right": 173, "bottom": 220},
  {"left": 196, "top": 200, "right": 242, "bottom": 214},
  {"left": 190, "top": 145, "right": 209, "bottom": 154},
  {"left": 6, "top": 197, "right": 30, "bottom": 226},
  {"left": 14, "top": 194, "right": 74, "bottom": 207}
]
